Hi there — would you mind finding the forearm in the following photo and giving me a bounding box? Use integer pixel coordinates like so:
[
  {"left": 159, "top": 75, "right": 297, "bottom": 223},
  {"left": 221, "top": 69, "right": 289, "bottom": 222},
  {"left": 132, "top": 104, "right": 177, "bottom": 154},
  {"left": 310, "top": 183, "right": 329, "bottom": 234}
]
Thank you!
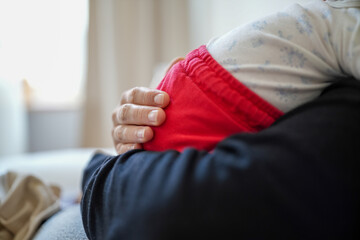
[{"left": 81, "top": 78, "right": 360, "bottom": 239}]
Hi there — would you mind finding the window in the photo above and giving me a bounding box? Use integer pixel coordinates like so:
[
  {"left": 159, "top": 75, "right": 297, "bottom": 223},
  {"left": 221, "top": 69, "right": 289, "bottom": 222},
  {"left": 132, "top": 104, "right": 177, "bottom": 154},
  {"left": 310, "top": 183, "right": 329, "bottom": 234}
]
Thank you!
[{"left": 0, "top": 0, "right": 88, "bottom": 110}]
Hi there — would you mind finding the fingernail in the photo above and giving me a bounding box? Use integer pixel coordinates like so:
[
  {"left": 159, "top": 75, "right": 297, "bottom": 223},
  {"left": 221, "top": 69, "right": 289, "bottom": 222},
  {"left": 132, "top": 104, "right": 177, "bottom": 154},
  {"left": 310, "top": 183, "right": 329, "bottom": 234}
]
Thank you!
[
  {"left": 136, "top": 129, "right": 145, "bottom": 138},
  {"left": 154, "top": 94, "right": 164, "bottom": 105},
  {"left": 148, "top": 110, "right": 158, "bottom": 122}
]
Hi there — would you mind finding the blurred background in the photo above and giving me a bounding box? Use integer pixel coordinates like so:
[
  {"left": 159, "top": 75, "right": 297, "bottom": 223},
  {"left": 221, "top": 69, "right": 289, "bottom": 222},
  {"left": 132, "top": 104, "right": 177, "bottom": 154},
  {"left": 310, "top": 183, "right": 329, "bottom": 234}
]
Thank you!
[{"left": 0, "top": 0, "right": 310, "bottom": 156}]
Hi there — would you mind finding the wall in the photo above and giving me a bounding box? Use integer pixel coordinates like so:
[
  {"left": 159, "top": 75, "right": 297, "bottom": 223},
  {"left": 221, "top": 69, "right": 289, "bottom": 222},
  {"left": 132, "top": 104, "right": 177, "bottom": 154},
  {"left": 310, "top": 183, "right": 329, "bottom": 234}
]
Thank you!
[
  {"left": 0, "top": 80, "right": 27, "bottom": 156},
  {"left": 188, "top": 0, "right": 312, "bottom": 49},
  {"left": 27, "top": 109, "right": 83, "bottom": 152}
]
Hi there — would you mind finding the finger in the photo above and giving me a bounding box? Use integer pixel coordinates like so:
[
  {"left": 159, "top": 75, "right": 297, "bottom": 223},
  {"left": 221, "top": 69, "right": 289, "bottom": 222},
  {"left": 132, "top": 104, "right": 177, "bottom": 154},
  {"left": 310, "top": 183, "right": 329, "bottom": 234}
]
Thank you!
[
  {"left": 115, "top": 143, "right": 142, "bottom": 154},
  {"left": 120, "top": 87, "right": 170, "bottom": 108},
  {"left": 112, "top": 104, "right": 166, "bottom": 126},
  {"left": 112, "top": 125, "right": 154, "bottom": 144}
]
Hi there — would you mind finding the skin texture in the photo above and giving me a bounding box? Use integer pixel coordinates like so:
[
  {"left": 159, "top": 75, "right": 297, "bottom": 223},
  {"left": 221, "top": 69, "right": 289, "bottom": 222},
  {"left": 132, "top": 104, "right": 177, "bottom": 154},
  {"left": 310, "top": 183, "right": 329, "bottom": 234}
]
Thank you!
[
  {"left": 112, "top": 87, "right": 170, "bottom": 154},
  {"left": 112, "top": 57, "right": 183, "bottom": 154}
]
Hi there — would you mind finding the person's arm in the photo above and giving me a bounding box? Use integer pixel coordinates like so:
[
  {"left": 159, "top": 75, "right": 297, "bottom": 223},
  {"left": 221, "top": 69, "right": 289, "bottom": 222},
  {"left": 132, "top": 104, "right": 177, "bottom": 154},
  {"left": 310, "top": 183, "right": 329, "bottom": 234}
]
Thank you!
[{"left": 82, "top": 78, "right": 359, "bottom": 239}]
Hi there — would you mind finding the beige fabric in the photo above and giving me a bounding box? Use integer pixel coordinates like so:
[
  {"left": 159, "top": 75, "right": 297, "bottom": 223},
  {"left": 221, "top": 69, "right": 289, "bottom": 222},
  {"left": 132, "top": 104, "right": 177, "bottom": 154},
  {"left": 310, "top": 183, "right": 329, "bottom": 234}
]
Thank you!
[
  {"left": 82, "top": 0, "right": 191, "bottom": 148},
  {"left": 0, "top": 171, "right": 61, "bottom": 240}
]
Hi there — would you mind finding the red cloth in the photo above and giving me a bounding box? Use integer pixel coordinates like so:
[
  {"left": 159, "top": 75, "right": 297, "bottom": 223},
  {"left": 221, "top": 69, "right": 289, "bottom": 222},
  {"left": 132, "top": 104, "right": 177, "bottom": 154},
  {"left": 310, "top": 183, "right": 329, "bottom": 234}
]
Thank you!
[{"left": 143, "top": 45, "right": 283, "bottom": 152}]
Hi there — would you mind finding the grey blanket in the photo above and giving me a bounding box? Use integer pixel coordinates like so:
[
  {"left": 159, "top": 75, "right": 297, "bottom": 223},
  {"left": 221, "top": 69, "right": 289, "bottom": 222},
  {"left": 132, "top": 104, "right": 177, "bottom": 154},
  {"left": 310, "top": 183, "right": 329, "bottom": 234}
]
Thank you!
[{"left": 33, "top": 204, "right": 87, "bottom": 240}]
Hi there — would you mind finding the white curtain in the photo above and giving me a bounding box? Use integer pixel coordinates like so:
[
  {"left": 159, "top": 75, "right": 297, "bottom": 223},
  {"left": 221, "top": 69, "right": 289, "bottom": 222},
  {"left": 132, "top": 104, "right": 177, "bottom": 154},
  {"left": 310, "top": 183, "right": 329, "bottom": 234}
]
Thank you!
[
  {"left": 82, "top": 0, "right": 190, "bottom": 148},
  {"left": 0, "top": 80, "right": 27, "bottom": 156}
]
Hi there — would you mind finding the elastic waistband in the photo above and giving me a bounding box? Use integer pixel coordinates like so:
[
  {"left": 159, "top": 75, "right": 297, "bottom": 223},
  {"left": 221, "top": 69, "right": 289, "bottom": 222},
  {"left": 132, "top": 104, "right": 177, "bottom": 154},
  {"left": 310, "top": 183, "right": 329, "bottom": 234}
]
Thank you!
[{"left": 180, "top": 45, "right": 283, "bottom": 131}]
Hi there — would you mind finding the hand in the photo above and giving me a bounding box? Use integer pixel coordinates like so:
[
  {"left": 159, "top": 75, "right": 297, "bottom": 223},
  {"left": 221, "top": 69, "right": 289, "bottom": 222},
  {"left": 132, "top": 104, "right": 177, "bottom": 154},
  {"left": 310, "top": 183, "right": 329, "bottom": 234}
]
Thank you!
[{"left": 112, "top": 87, "right": 170, "bottom": 154}]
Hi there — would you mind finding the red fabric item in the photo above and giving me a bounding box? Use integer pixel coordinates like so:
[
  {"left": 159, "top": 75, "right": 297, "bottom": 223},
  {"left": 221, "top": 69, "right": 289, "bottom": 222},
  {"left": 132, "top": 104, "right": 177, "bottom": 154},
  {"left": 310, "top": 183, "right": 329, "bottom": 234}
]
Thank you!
[{"left": 143, "top": 45, "right": 283, "bottom": 152}]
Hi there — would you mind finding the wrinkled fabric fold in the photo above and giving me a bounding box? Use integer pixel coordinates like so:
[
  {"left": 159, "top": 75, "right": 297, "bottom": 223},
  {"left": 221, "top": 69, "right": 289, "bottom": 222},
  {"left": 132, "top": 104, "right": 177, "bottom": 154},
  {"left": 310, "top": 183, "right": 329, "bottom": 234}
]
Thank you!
[
  {"left": 144, "top": 45, "right": 283, "bottom": 152},
  {"left": 0, "top": 171, "right": 61, "bottom": 240}
]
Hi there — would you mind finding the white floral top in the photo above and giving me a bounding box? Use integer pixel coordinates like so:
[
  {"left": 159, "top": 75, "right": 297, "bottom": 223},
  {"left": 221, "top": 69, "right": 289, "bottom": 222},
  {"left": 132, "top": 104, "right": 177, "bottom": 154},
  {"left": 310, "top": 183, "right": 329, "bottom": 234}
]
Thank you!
[{"left": 207, "top": 0, "right": 360, "bottom": 112}]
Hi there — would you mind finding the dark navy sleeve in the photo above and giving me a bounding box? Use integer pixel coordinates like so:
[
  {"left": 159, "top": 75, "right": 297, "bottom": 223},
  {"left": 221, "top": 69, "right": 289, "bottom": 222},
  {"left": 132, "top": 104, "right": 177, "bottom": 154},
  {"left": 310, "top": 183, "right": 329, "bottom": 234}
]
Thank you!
[{"left": 81, "top": 79, "right": 360, "bottom": 240}]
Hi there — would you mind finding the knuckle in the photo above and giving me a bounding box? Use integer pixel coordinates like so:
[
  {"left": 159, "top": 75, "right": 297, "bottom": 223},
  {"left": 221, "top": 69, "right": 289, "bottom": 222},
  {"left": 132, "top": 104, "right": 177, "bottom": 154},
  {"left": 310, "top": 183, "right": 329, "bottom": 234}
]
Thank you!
[
  {"left": 112, "top": 108, "right": 118, "bottom": 124},
  {"left": 111, "top": 128, "right": 115, "bottom": 138},
  {"left": 112, "top": 126, "right": 119, "bottom": 141},
  {"left": 120, "top": 89, "right": 130, "bottom": 104},
  {"left": 113, "top": 125, "right": 126, "bottom": 141},
  {"left": 128, "top": 87, "right": 139, "bottom": 103},
  {"left": 118, "top": 104, "right": 131, "bottom": 123},
  {"left": 119, "top": 126, "right": 127, "bottom": 141}
]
